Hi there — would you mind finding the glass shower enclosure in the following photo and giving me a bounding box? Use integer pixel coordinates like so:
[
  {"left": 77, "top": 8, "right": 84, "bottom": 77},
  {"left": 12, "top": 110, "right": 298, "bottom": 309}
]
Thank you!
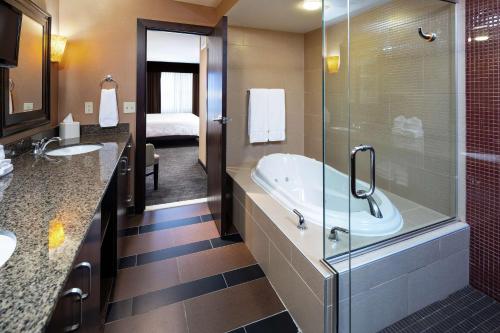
[{"left": 322, "top": 0, "right": 458, "bottom": 331}]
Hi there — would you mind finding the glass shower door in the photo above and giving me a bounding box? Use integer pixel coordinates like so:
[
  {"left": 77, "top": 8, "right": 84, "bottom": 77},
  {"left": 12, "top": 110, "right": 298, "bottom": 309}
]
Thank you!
[{"left": 324, "top": 0, "right": 457, "bottom": 331}]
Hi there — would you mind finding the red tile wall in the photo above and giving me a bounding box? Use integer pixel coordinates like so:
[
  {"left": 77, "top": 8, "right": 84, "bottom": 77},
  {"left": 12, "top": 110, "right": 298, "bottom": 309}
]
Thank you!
[{"left": 466, "top": 0, "right": 500, "bottom": 301}]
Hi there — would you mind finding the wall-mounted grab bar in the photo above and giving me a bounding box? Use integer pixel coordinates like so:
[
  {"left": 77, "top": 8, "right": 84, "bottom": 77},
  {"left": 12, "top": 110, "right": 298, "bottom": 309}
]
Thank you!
[{"left": 418, "top": 27, "right": 437, "bottom": 42}]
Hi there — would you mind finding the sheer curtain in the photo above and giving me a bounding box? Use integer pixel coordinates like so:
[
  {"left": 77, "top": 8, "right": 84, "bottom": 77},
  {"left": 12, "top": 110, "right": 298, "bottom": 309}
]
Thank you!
[{"left": 160, "top": 72, "right": 193, "bottom": 113}]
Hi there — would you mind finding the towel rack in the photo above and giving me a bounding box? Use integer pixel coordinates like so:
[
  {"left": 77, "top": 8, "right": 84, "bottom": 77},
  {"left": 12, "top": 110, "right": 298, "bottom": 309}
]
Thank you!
[{"left": 100, "top": 74, "right": 118, "bottom": 89}]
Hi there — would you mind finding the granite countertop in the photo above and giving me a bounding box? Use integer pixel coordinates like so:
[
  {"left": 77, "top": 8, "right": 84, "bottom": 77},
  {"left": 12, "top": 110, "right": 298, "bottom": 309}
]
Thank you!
[{"left": 0, "top": 132, "right": 130, "bottom": 332}]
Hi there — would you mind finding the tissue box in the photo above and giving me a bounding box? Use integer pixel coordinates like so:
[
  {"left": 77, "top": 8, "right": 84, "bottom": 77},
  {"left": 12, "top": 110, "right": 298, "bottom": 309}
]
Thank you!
[{"left": 60, "top": 122, "right": 80, "bottom": 139}]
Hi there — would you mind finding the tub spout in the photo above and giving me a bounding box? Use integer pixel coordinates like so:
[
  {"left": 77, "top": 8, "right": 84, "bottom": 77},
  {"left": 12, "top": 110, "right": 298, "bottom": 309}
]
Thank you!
[
  {"left": 293, "top": 209, "right": 306, "bottom": 230},
  {"left": 358, "top": 190, "right": 383, "bottom": 219},
  {"left": 366, "top": 195, "right": 383, "bottom": 219}
]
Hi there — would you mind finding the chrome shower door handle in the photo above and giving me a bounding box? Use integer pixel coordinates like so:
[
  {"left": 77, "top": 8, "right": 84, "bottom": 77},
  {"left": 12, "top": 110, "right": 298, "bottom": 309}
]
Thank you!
[{"left": 350, "top": 144, "right": 376, "bottom": 199}]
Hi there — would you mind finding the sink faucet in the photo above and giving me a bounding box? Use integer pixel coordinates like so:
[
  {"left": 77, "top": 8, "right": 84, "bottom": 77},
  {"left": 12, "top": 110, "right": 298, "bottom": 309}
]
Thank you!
[
  {"left": 357, "top": 190, "right": 383, "bottom": 219},
  {"left": 33, "top": 137, "right": 62, "bottom": 156}
]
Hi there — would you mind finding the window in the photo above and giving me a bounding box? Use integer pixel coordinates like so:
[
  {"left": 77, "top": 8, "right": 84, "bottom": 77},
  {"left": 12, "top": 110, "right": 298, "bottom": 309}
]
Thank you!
[{"left": 160, "top": 72, "right": 193, "bottom": 113}]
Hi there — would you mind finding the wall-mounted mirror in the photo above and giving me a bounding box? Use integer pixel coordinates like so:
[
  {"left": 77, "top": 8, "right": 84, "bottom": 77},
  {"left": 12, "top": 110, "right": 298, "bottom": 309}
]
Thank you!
[{"left": 0, "top": 0, "right": 50, "bottom": 137}]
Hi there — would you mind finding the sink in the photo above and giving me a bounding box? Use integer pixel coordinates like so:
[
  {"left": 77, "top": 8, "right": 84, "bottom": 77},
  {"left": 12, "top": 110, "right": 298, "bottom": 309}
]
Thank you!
[
  {"left": 46, "top": 144, "right": 103, "bottom": 157},
  {"left": 0, "top": 231, "right": 16, "bottom": 267}
]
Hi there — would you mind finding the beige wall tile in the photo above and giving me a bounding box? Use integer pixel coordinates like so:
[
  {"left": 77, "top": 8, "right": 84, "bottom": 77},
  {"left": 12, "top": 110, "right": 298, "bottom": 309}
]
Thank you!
[{"left": 227, "top": 26, "right": 305, "bottom": 167}]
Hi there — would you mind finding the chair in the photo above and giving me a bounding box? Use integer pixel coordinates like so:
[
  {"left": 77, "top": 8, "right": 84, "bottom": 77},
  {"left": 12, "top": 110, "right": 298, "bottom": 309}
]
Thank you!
[{"left": 146, "top": 143, "right": 159, "bottom": 190}]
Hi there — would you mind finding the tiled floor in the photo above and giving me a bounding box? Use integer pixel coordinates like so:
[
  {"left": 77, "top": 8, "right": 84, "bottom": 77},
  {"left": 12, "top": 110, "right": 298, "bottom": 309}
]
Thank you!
[
  {"left": 106, "top": 202, "right": 299, "bottom": 333},
  {"left": 380, "top": 286, "right": 500, "bottom": 333}
]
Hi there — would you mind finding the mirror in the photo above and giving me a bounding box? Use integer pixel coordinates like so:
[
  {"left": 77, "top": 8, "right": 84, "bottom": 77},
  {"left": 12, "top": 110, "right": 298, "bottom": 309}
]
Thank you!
[
  {"left": 0, "top": 0, "right": 50, "bottom": 137},
  {"left": 8, "top": 15, "right": 43, "bottom": 114}
]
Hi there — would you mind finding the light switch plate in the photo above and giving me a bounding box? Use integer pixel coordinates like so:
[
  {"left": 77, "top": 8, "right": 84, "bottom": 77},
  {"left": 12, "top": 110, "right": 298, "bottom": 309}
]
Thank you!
[
  {"left": 23, "top": 103, "right": 34, "bottom": 111},
  {"left": 84, "top": 102, "right": 93, "bottom": 114},
  {"left": 124, "top": 102, "right": 136, "bottom": 114}
]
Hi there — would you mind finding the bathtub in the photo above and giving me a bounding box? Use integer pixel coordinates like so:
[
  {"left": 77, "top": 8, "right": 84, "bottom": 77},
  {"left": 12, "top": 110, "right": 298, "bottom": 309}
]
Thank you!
[{"left": 251, "top": 154, "right": 403, "bottom": 237}]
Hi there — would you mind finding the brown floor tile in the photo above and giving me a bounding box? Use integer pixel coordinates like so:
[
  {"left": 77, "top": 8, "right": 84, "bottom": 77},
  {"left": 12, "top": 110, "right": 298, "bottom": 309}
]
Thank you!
[
  {"left": 178, "top": 243, "right": 256, "bottom": 283},
  {"left": 104, "top": 302, "right": 188, "bottom": 333},
  {"left": 121, "top": 221, "right": 219, "bottom": 257},
  {"left": 125, "top": 203, "right": 211, "bottom": 228},
  {"left": 184, "top": 278, "right": 285, "bottom": 333},
  {"left": 111, "top": 257, "right": 180, "bottom": 301}
]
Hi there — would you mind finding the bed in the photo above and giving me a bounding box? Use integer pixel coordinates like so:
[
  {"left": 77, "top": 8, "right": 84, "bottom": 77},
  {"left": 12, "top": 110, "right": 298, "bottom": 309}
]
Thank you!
[{"left": 146, "top": 113, "right": 200, "bottom": 141}]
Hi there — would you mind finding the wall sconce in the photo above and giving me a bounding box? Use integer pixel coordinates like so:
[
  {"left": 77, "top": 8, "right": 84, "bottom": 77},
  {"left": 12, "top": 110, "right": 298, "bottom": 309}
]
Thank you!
[
  {"left": 50, "top": 35, "right": 67, "bottom": 63},
  {"left": 327, "top": 55, "right": 340, "bottom": 74}
]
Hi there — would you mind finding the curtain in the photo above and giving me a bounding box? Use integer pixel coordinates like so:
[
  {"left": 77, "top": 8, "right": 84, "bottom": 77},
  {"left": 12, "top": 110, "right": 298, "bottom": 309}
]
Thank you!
[
  {"left": 147, "top": 71, "right": 161, "bottom": 114},
  {"left": 161, "top": 72, "right": 194, "bottom": 113}
]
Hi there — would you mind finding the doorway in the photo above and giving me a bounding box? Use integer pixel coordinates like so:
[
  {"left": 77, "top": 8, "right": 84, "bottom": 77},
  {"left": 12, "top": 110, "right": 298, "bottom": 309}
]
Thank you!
[
  {"left": 144, "top": 31, "right": 207, "bottom": 207},
  {"left": 135, "top": 18, "right": 229, "bottom": 236}
]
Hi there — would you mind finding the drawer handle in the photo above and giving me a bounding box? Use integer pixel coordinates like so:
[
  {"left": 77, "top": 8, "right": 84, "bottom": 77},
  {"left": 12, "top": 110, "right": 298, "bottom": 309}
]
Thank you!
[
  {"left": 62, "top": 288, "right": 83, "bottom": 332},
  {"left": 74, "top": 262, "right": 92, "bottom": 300}
]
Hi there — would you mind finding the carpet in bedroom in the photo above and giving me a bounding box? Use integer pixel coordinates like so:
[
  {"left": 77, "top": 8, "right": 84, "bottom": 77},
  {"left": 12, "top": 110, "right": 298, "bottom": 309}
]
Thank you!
[{"left": 145, "top": 141, "right": 207, "bottom": 206}]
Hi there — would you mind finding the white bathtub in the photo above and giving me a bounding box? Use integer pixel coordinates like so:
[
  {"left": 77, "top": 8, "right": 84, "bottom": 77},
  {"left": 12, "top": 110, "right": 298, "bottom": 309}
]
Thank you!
[{"left": 251, "top": 153, "right": 403, "bottom": 237}]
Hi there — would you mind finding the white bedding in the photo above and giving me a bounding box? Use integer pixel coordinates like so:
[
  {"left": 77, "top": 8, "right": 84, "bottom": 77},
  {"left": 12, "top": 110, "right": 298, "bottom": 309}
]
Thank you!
[{"left": 146, "top": 113, "right": 199, "bottom": 138}]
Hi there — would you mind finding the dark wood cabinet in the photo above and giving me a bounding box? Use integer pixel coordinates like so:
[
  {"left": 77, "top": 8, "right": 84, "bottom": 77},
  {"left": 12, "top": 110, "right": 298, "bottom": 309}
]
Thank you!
[
  {"left": 46, "top": 138, "right": 131, "bottom": 332},
  {"left": 46, "top": 213, "right": 101, "bottom": 333}
]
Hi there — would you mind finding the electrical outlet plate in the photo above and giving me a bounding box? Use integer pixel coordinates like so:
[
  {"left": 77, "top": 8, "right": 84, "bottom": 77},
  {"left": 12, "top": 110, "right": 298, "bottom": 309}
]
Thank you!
[
  {"left": 124, "top": 102, "right": 136, "bottom": 114},
  {"left": 23, "top": 102, "right": 34, "bottom": 111},
  {"left": 84, "top": 102, "right": 93, "bottom": 114}
]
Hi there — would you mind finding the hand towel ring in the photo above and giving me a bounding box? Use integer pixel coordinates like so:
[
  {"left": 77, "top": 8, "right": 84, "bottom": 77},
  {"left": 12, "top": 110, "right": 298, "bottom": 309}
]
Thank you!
[{"left": 100, "top": 75, "right": 118, "bottom": 89}]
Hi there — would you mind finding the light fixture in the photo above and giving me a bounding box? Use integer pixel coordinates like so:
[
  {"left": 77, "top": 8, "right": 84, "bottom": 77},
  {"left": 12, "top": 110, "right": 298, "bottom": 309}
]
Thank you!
[
  {"left": 302, "top": 0, "right": 322, "bottom": 11},
  {"left": 474, "top": 35, "right": 489, "bottom": 42},
  {"left": 326, "top": 55, "right": 340, "bottom": 74},
  {"left": 50, "top": 35, "right": 67, "bottom": 63}
]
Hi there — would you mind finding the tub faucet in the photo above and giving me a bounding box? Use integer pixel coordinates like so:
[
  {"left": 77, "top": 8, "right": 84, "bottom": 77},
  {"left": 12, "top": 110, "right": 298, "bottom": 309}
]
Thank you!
[
  {"left": 329, "top": 226, "right": 349, "bottom": 241},
  {"left": 293, "top": 209, "right": 306, "bottom": 230},
  {"left": 358, "top": 190, "right": 383, "bottom": 219}
]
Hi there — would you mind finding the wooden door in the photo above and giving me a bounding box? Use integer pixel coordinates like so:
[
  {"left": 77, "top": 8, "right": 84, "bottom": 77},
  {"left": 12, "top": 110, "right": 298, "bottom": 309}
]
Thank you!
[{"left": 206, "top": 17, "right": 228, "bottom": 235}]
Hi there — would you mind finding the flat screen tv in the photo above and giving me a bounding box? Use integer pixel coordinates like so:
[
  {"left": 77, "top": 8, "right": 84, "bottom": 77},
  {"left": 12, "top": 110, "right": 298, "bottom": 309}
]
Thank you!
[{"left": 0, "top": 1, "right": 22, "bottom": 68}]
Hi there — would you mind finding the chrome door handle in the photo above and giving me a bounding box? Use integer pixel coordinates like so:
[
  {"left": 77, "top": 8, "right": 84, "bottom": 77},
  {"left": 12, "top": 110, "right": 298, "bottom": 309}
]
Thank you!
[
  {"left": 74, "top": 262, "right": 91, "bottom": 300},
  {"left": 213, "top": 116, "right": 231, "bottom": 125},
  {"left": 350, "top": 144, "right": 376, "bottom": 199},
  {"left": 62, "top": 288, "right": 83, "bottom": 332}
]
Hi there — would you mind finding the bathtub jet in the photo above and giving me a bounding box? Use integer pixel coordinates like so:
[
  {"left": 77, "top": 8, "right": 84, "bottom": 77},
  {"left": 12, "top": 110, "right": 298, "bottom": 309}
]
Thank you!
[{"left": 251, "top": 153, "right": 403, "bottom": 237}]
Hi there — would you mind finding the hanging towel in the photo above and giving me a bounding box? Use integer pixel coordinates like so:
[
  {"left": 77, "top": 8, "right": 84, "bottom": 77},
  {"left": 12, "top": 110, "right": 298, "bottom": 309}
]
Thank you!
[
  {"left": 267, "top": 89, "right": 286, "bottom": 142},
  {"left": 248, "top": 89, "right": 269, "bottom": 143},
  {"left": 99, "top": 88, "right": 119, "bottom": 128},
  {"left": 8, "top": 91, "right": 13, "bottom": 114}
]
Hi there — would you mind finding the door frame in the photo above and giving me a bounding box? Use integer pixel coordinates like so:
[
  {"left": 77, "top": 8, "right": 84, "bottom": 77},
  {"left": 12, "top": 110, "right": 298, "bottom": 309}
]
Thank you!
[{"left": 135, "top": 19, "right": 213, "bottom": 213}]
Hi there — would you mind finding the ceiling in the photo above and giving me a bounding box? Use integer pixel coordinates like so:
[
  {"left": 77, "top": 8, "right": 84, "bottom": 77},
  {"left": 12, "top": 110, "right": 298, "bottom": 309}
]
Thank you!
[
  {"left": 227, "top": 0, "right": 322, "bottom": 34},
  {"left": 227, "top": 0, "right": 393, "bottom": 34},
  {"left": 174, "top": 0, "right": 223, "bottom": 7}
]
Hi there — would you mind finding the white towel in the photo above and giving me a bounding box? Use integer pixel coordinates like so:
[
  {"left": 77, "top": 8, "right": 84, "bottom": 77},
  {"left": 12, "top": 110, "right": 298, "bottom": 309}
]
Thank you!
[
  {"left": 99, "top": 88, "right": 119, "bottom": 128},
  {"left": 0, "top": 159, "right": 11, "bottom": 168},
  {"left": 248, "top": 89, "right": 269, "bottom": 143},
  {"left": 0, "top": 145, "right": 5, "bottom": 160},
  {"left": 8, "top": 91, "right": 13, "bottom": 114},
  {"left": 267, "top": 89, "right": 286, "bottom": 142}
]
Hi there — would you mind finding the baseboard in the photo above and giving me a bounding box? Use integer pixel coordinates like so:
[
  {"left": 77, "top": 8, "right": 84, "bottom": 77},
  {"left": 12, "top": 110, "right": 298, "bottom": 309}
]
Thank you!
[{"left": 198, "top": 159, "right": 207, "bottom": 172}]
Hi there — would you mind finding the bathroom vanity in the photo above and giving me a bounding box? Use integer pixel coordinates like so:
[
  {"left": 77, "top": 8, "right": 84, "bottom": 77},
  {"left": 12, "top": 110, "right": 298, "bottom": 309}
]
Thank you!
[{"left": 0, "top": 132, "right": 132, "bottom": 332}]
